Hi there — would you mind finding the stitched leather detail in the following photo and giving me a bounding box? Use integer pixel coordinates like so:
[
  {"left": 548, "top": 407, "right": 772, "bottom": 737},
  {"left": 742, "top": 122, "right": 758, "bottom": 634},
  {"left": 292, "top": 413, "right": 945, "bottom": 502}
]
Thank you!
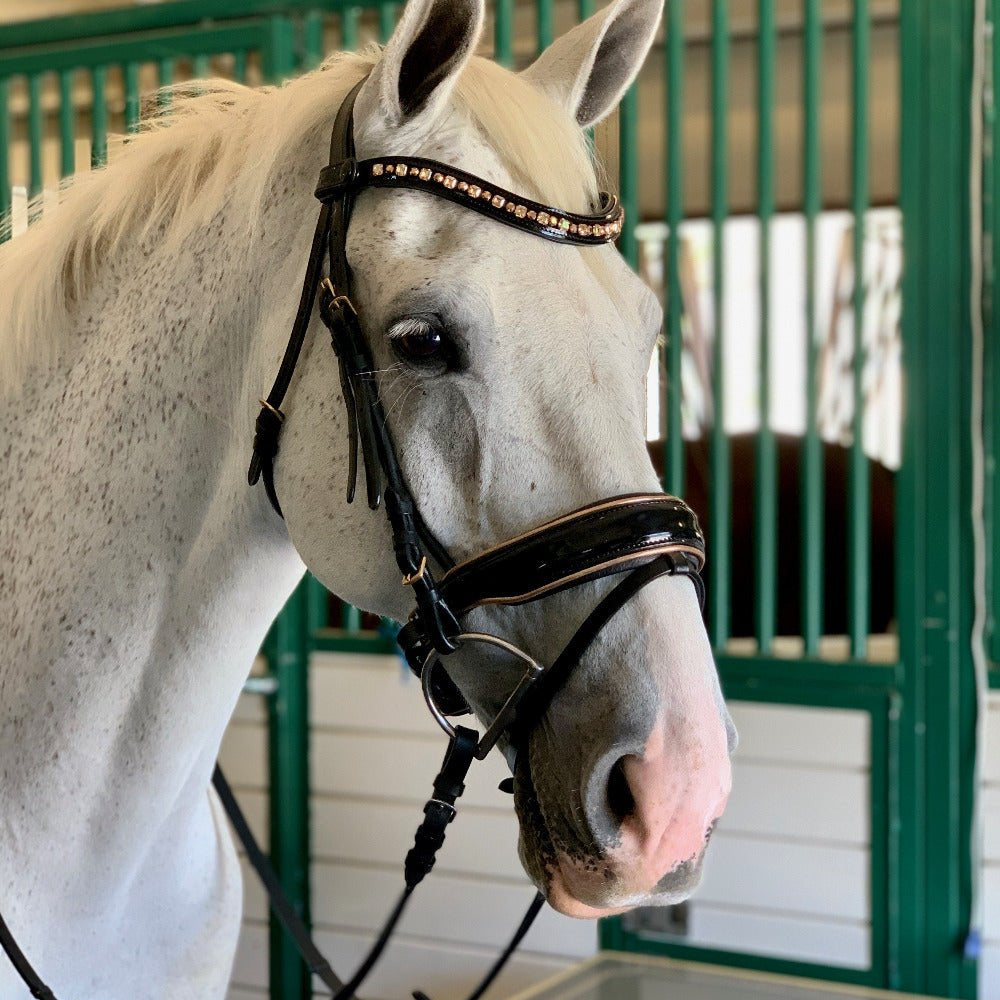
[{"left": 438, "top": 495, "right": 704, "bottom": 615}]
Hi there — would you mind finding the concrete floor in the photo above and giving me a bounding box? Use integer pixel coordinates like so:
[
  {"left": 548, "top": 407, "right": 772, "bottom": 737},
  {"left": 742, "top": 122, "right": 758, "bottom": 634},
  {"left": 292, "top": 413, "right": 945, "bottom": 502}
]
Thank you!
[{"left": 510, "top": 955, "right": 931, "bottom": 1000}]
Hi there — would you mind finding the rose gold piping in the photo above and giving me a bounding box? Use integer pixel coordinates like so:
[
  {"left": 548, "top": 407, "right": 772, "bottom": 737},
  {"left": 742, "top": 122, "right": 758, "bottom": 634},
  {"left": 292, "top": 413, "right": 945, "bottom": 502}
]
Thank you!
[
  {"left": 455, "top": 543, "right": 706, "bottom": 612},
  {"left": 441, "top": 494, "right": 691, "bottom": 582}
]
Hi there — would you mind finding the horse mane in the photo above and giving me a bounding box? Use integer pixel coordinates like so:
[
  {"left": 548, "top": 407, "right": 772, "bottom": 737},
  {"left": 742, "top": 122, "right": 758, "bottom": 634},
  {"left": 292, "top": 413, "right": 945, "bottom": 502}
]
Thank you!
[{"left": 0, "top": 46, "right": 602, "bottom": 396}]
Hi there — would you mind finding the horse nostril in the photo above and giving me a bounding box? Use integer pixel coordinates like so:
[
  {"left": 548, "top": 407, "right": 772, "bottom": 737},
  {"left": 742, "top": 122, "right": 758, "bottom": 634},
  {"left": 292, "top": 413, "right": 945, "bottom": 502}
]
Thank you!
[{"left": 606, "top": 756, "right": 636, "bottom": 825}]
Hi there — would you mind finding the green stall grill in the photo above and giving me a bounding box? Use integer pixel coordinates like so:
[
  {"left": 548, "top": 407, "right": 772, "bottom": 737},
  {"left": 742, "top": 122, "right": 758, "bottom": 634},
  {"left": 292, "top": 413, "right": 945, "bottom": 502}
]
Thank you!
[{"left": 0, "top": 2, "right": 995, "bottom": 998}]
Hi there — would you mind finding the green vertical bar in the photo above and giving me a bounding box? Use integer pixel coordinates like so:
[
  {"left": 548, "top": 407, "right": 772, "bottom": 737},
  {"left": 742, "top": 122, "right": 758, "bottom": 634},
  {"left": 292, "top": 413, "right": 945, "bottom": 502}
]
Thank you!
[
  {"left": 897, "top": 6, "right": 928, "bottom": 992},
  {"left": 536, "top": 0, "right": 554, "bottom": 53},
  {"left": 341, "top": 7, "right": 359, "bottom": 50},
  {"left": 992, "top": 0, "right": 1000, "bottom": 669},
  {"left": 342, "top": 604, "right": 362, "bottom": 633},
  {"left": 304, "top": 10, "right": 325, "bottom": 69},
  {"left": 709, "top": 0, "right": 730, "bottom": 651},
  {"left": 917, "top": 2, "right": 975, "bottom": 992},
  {"left": 618, "top": 84, "right": 639, "bottom": 269},
  {"left": 755, "top": 0, "right": 777, "bottom": 653},
  {"left": 264, "top": 15, "right": 296, "bottom": 83},
  {"left": 27, "top": 73, "right": 43, "bottom": 212},
  {"left": 577, "top": 0, "right": 594, "bottom": 19},
  {"left": 898, "top": 2, "right": 978, "bottom": 993},
  {"left": 265, "top": 581, "right": 312, "bottom": 1000},
  {"left": 157, "top": 57, "right": 173, "bottom": 109},
  {"left": 58, "top": 70, "right": 75, "bottom": 178},
  {"left": 378, "top": 3, "right": 397, "bottom": 43},
  {"left": 494, "top": 0, "right": 514, "bottom": 67},
  {"left": 193, "top": 53, "right": 211, "bottom": 79},
  {"left": 849, "top": 0, "right": 871, "bottom": 658},
  {"left": 0, "top": 80, "right": 10, "bottom": 243},
  {"left": 305, "top": 574, "right": 329, "bottom": 634},
  {"left": 234, "top": 50, "right": 248, "bottom": 83},
  {"left": 90, "top": 66, "right": 107, "bottom": 169},
  {"left": 802, "top": 0, "right": 824, "bottom": 654},
  {"left": 123, "top": 63, "right": 140, "bottom": 135},
  {"left": 665, "top": 0, "right": 685, "bottom": 497}
]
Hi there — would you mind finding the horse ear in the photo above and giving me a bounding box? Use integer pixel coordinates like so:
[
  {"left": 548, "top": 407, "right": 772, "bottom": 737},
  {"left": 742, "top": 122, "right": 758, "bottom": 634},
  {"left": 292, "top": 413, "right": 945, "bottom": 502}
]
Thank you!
[
  {"left": 521, "top": 0, "right": 663, "bottom": 128},
  {"left": 359, "top": 0, "right": 485, "bottom": 129}
]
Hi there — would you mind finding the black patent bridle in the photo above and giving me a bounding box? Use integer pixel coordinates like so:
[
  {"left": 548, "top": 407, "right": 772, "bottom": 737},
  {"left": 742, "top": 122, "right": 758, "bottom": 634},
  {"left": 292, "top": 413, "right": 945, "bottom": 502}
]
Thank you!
[{"left": 1, "top": 77, "right": 705, "bottom": 1000}]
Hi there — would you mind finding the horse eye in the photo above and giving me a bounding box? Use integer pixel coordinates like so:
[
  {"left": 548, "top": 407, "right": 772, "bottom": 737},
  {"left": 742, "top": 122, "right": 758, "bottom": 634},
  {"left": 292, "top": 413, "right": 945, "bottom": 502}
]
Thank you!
[{"left": 391, "top": 322, "right": 446, "bottom": 364}]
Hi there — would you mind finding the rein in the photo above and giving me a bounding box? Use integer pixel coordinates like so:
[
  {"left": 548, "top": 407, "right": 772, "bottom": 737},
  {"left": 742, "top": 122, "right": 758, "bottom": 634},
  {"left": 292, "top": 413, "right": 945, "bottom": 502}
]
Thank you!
[{"left": 1, "top": 75, "right": 705, "bottom": 1000}]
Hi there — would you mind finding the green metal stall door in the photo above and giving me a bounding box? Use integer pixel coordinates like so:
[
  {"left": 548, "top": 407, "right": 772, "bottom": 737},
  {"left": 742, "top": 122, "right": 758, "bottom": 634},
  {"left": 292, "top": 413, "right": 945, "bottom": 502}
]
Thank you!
[{"left": 0, "top": 1, "right": 983, "bottom": 999}]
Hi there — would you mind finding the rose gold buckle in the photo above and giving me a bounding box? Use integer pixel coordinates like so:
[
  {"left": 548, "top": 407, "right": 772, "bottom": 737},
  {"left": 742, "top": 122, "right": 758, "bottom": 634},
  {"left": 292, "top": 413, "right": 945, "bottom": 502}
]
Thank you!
[
  {"left": 321, "top": 276, "right": 357, "bottom": 318},
  {"left": 402, "top": 556, "right": 427, "bottom": 587}
]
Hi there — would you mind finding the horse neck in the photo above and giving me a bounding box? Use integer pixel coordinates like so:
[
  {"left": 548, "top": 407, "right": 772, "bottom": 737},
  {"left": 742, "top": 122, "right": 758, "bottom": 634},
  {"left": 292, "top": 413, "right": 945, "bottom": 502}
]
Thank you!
[{"left": 0, "top": 150, "right": 318, "bottom": 879}]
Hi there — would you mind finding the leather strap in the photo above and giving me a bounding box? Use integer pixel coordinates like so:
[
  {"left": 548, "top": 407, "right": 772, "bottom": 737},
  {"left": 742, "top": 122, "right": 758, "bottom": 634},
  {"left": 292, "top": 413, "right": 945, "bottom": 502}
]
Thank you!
[
  {"left": 247, "top": 79, "right": 366, "bottom": 516},
  {"left": 0, "top": 912, "right": 57, "bottom": 1000},
  {"left": 437, "top": 493, "right": 704, "bottom": 615},
  {"left": 412, "top": 891, "right": 545, "bottom": 1000},
  {"left": 212, "top": 766, "right": 346, "bottom": 994},
  {"left": 510, "top": 555, "right": 680, "bottom": 747}
]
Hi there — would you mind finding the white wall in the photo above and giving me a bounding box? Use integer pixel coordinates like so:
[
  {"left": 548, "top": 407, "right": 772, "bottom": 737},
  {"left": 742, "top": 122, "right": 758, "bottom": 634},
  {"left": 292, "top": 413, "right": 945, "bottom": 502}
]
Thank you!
[
  {"left": 220, "top": 655, "right": 879, "bottom": 999},
  {"left": 676, "top": 701, "right": 871, "bottom": 969},
  {"left": 221, "top": 651, "right": 592, "bottom": 1000}
]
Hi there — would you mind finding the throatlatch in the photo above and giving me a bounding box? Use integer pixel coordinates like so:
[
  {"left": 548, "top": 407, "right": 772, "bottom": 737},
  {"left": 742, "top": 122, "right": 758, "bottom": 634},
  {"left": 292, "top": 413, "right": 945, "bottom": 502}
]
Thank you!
[{"left": 2, "top": 74, "right": 706, "bottom": 1000}]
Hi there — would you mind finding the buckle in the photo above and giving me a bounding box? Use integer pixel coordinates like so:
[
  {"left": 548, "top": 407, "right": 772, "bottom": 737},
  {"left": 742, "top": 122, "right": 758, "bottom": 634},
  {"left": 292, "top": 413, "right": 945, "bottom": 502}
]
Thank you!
[
  {"left": 314, "top": 158, "right": 359, "bottom": 202},
  {"left": 402, "top": 555, "right": 428, "bottom": 587},
  {"left": 319, "top": 276, "right": 358, "bottom": 319}
]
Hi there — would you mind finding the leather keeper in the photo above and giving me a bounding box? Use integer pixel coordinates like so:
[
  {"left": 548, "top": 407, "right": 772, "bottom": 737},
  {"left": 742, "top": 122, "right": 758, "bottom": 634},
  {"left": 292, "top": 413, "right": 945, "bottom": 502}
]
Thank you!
[
  {"left": 314, "top": 158, "right": 359, "bottom": 203},
  {"left": 248, "top": 405, "right": 284, "bottom": 485}
]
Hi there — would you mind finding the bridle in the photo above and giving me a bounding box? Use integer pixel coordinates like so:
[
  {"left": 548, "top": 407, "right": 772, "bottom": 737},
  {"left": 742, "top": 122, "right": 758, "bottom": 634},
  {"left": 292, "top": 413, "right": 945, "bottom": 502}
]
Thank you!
[{"left": 1, "top": 76, "right": 706, "bottom": 1000}]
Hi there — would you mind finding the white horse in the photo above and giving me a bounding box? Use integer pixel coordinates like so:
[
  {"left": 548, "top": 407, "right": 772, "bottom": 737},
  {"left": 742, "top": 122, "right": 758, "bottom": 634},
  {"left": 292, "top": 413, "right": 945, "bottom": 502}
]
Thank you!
[{"left": 0, "top": 0, "right": 735, "bottom": 995}]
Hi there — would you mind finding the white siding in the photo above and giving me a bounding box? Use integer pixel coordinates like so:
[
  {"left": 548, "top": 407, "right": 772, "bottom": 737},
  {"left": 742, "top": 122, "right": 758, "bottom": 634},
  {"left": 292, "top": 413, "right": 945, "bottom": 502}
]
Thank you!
[
  {"left": 222, "top": 651, "right": 591, "bottom": 1000},
  {"left": 674, "top": 701, "right": 871, "bottom": 970},
  {"left": 979, "top": 694, "right": 1000, "bottom": 998},
  {"left": 222, "top": 659, "right": 876, "bottom": 998}
]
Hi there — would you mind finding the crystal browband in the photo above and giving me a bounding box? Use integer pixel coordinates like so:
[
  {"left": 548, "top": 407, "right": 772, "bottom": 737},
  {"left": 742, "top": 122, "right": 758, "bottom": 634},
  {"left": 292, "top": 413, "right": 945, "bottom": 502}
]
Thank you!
[{"left": 315, "top": 155, "right": 624, "bottom": 246}]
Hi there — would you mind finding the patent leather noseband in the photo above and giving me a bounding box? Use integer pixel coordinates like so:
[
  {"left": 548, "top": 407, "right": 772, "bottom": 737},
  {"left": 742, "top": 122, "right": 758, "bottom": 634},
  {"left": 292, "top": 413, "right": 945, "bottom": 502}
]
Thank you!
[{"left": 2, "top": 76, "right": 706, "bottom": 1000}]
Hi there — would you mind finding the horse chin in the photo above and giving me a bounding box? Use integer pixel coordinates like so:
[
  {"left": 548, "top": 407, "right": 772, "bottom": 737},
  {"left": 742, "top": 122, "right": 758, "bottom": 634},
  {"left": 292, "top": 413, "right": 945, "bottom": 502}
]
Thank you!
[
  {"left": 511, "top": 742, "right": 707, "bottom": 918},
  {"left": 510, "top": 749, "right": 622, "bottom": 917}
]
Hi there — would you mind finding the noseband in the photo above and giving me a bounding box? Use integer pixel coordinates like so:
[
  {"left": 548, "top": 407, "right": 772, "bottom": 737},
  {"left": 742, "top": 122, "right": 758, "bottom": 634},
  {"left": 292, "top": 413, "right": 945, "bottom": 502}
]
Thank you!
[{"left": 1, "top": 77, "right": 705, "bottom": 1000}]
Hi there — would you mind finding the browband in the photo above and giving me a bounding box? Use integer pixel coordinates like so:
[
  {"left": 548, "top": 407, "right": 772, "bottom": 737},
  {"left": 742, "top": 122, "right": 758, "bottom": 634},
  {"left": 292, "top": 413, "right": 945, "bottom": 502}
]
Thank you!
[{"left": 316, "top": 156, "right": 624, "bottom": 245}]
